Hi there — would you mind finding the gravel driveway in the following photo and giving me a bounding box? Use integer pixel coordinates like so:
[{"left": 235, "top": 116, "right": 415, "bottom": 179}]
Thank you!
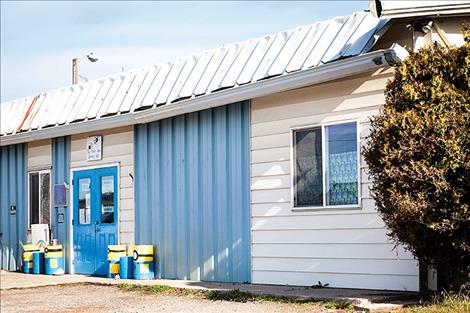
[{"left": 0, "top": 284, "right": 338, "bottom": 313}]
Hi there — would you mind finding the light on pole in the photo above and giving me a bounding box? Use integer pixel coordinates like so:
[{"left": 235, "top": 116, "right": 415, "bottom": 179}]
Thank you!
[{"left": 72, "top": 53, "right": 99, "bottom": 84}]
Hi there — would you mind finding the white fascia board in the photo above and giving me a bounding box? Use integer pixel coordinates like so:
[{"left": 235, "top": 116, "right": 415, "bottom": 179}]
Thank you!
[
  {"left": 378, "top": 3, "right": 470, "bottom": 18},
  {"left": 0, "top": 114, "right": 135, "bottom": 146},
  {"left": 0, "top": 46, "right": 407, "bottom": 147}
]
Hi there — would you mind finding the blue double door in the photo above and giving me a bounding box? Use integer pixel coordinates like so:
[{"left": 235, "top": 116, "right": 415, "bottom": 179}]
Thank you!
[{"left": 73, "top": 166, "right": 118, "bottom": 276}]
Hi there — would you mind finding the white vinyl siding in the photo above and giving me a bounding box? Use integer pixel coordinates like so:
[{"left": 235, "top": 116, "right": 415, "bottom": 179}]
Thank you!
[
  {"left": 250, "top": 69, "right": 419, "bottom": 291},
  {"left": 70, "top": 126, "right": 135, "bottom": 245},
  {"left": 28, "top": 139, "right": 51, "bottom": 170}
]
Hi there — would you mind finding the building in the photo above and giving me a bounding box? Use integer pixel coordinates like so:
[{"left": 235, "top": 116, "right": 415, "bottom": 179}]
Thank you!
[{"left": 1, "top": 0, "right": 469, "bottom": 291}]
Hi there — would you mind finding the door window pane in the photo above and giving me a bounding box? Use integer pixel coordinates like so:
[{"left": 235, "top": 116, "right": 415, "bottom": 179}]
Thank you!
[
  {"left": 101, "top": 176, "right": 114, "bottom": 224},
  {"left": 29, "top": 173, "right": 39, "bottom": 225},
  {"left": 40, "top": 173, "right": 50, "bottom": 224},
  {"left": 325, "top": 122, "right": 358, "bottom": 205},
  {"left": 78, "top": 178, "right": 91, "bottom": 224},
  {"left": 294, "top": 127, "right": 323, "bottom": 206}
]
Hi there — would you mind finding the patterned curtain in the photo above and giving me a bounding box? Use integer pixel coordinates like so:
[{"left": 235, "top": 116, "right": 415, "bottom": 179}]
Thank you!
[{"left": 327, "top": 150, "right": 358, "bottom": 205}]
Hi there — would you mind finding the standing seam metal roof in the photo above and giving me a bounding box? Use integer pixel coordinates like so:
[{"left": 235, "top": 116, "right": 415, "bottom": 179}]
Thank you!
[{"left": 0, "top": 11, "right": 389, "bottom": 137}]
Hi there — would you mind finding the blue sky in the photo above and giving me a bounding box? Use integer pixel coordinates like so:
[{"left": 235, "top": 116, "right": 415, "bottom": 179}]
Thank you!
[{"left": 1, "top": 1, "right": 369, "bottom": 102}]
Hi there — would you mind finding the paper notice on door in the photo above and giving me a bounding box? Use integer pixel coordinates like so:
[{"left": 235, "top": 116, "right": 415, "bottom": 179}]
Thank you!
[
  {"left": 79, "top": 209, "right": 86, "bottom": 224},
  {"left": 102, "top": 206, "right": 114, "bottom": 213},
  {"left": 85, "top": 193, "right": 90, "bottom": 209}
]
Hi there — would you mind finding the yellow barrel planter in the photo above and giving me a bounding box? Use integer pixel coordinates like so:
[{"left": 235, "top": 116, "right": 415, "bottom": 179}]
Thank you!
[
  {"left": 45, "top": 245, "right": 64, "bottom": 275},
  {"left": 108, "top": 245, "right": 126, "bottom": 278},
  {"left": 133, "top": 245, "right": 154, "bottom": 279},
  {"left": 23, "top": 244, "right": 39, "bottom": 274}
]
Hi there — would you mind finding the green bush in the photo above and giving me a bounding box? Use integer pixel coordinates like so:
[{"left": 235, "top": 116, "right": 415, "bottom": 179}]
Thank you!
[{"left": 363, "top": 29, "right": 470, "bottom": 290}]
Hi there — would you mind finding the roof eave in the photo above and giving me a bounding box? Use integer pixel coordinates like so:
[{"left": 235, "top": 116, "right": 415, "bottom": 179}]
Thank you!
[
  {"left": 371, "top": 1, "right": 470, "bottom": 18},
  {"left": 0, "top": 46, "right": 407, "bottom": 147}
]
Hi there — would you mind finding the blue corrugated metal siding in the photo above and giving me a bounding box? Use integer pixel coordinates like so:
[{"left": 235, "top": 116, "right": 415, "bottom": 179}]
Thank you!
[
  {"left": 135, "top": 101, "right": 251, "bottom": 283},
  {"left": 52, "top": 136, "right": 70, "bottom": 272},
  {"left": 0, "top": 144, "right": 27, "bottom": 271}
]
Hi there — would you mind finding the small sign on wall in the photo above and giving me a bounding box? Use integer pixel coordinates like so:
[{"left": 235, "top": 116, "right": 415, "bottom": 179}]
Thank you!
[
  {"left": 86, "top": 136, "right": 102, "bottom": 161},
  {"left": 53, "top": 184, "right": 67, "bottom": 207}
]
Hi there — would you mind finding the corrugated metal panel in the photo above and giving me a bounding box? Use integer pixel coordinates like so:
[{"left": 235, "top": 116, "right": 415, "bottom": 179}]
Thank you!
[
  {"left": 0, "top": 144, "right": 27, "bottom": 271},
  {"left": 17, "top": 97, "right": 37, "bottom": 133},
  {"left": 285, "top": 22, "right": 328, "bottom": 73},
  {"left": 51, "top": 136, "right": 70, "bottom": 273},
  {"left": 177, "top": 52, "right": 213, "bottom": 100},
  {"left": 193, "top": 47, "right": 228, "bottom": 96},
  {"left": 1, "top": 11, "right": 389, "bottom": 138},
  {"left": 219, "top": 39, "right": 259, "bottom": 89},
  {"left": 57, "top": 86, "right": 82, "bottom": 125},
  {"left": 134, "top": 101, "right": 251, "bottom": 283}
]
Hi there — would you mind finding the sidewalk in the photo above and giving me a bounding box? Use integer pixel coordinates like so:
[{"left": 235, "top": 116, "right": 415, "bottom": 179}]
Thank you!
[{"left": 0, "top": 270, "right": 419, "bottom": 311}]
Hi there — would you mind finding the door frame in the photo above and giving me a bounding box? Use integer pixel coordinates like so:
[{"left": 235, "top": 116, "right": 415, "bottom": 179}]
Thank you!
[{"left": 68, "top": 162, "right": 120, "bottom": 274}]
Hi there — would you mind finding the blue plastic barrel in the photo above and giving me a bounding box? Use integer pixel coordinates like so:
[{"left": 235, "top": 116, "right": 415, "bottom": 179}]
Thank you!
[
  {"left": 119, "top": 256, "right": 133, "bottom": 279},
  {"left": 45, "top": 245, "right": 64, "bottom": 275},
  {"left": 133, "top": 245, "right": 154, "bottom": 280},
  {"left": 33, "top": 251, "right": 45, "bottom": 274},
  {"left": 108, "top": 245, "right": 126, "bottom": 278},
  {"left": 23, "top": 245, "right": 39, "bottom": 274}
]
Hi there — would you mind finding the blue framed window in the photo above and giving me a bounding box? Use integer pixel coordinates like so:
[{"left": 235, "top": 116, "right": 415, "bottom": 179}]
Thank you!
[{"left": 293, "top": 121, "right": 359, "bottom": 208}]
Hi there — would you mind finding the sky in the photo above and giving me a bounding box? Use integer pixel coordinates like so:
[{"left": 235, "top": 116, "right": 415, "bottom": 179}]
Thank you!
[{"left": 1, "top": 1, "right": 369, "bottom": 103}]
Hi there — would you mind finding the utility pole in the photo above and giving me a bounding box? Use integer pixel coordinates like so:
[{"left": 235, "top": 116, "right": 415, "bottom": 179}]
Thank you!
[{"left": 72, "top": 58, "right": 79, "bottom": 84}]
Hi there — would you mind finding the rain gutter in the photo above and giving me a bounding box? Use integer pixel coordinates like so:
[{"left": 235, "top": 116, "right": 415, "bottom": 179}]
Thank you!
[{"left": 0, "top": 45, "right": 408, "bottom": 147}]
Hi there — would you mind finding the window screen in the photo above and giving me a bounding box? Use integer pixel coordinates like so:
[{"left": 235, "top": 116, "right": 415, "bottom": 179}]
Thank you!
[
  {"left": 29, "top": 173, "right": 39, "bottom": 225},
  {"left": 40, "top": 173, "right": 50, "bottom": 225},
  {"left": 294, "top": 127, "right": 323, "bottom": 207},
  {"left": 325, "top": 123, "right": 358, "bottom": 206}
]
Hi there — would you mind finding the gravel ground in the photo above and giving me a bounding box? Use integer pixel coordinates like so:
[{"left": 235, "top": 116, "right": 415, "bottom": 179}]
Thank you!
[{"left": 0, "top": 284, "right": 338, "bottom": 313}]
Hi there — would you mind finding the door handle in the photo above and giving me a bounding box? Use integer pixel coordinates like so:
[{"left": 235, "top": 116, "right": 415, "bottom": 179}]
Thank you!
[{"left": 95, "top": 226, "right": 101, "bottom": 232}]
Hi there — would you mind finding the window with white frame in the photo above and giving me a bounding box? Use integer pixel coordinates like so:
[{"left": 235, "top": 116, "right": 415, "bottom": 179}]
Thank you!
[
  {"left": 28, "top": 170, "right": 51, "bottom": 227},
  {"left": 293, "top": 121, "right": 360, "bottom": 208}
]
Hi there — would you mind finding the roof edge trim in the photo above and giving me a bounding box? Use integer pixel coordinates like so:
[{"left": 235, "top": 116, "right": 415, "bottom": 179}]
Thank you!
[{"left": 370, "top": 0, "right": 470, "bottom": 18}]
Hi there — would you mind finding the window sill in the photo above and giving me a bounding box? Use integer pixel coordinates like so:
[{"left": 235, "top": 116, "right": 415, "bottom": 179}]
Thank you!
[{"left": 291, "top": 205, "right": 362, "bottom": 212}]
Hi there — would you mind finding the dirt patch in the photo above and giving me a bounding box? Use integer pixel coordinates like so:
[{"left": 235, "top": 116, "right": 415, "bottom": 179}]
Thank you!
[{"left": 0, "top": 284, "right": 340, "bottom": 313}]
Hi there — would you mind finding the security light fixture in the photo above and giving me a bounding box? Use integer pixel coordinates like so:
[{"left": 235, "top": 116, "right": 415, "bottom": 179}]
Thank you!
[
  {"left": 72, "top": 52, "right": 99, "bottom": 84},
  {"left": 422, "top": 21, "right": 433, "bottom": 34},
  {"left": 86, "top": 52, "right": 99, "bottom": 63}
]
